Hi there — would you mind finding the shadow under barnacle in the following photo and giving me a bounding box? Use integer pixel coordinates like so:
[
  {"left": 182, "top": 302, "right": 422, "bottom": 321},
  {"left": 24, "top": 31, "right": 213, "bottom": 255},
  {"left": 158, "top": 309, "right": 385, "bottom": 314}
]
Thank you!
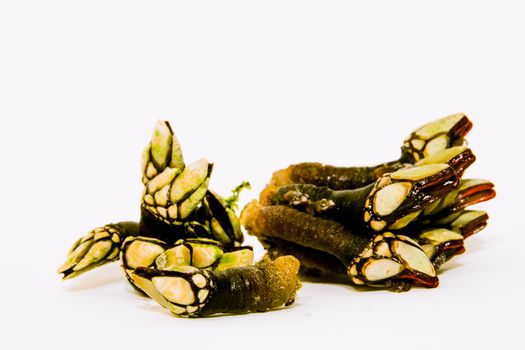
[
  {"left": 300, "top": 273, "right": 353, "bottom": 286},
  {"left": 436, "top": 237, "right": 486, "bottom": 274},
  {"left": 438, "top": 259, "right": 463, "bottom": 273},
  {"left": 137, "top": 303, "right": 176, "bottom": 318},
  {"left": 195, "top": 306, "right": 297, "bottom": 319},
  {"left": 61, "top": 264, "right": 122, "bottom": 292},
  {"left": 300, "top": 276, "right": 384, "bottom": 294},
  {"left": 301, "top": 275, "right": 442, "bottom": 293},
  {"left": 136, "top": 302, "right": 296, "bottom": 319},
  {"left": 124, "top": 285, "right": 149, "bottom": 298},
  {"left": 463, "top": 236, "right": 486, "bottom": 254}
]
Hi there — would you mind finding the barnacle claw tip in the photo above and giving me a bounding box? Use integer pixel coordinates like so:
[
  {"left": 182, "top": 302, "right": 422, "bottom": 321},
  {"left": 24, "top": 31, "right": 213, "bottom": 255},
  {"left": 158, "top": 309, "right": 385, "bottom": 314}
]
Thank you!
[
  {"left": 450, "top": 210, "right": 490, "bottom": 238},
  {"left": 349, "top": 234, "right": 439, "bottom": 290},
  {"left": 57, "top": 226, "right": 122, "bottom": 280},
  {"left": 402, "top": 113, "right": 473, "bottom": 162},
  {"left": 417, "top": 228, "right": 466, "bottom": 269},
  {"left": 415, "top": 146, "right": 476, "bottom": 176},
  {"left": 128, "top": 255, "right": 301, "bottom": 317},
  {"left": 142, "top": 120, "right": 185, "bottom": 183},
  {"left": 366, "top": 163, "right": 459, "bottom": 231}
]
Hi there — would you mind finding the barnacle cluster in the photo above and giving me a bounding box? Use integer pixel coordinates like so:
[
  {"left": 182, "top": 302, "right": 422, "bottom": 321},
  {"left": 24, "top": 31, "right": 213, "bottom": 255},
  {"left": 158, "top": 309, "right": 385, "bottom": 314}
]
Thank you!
[
  {"left": 241, "top": 113, "right": 495, "bottom": 291},
  {"left": 59, "top": 113, "right": 495, "bottom": 319},
  {"left": 58, "top": 121, "right": 301, "bottom": 317}
]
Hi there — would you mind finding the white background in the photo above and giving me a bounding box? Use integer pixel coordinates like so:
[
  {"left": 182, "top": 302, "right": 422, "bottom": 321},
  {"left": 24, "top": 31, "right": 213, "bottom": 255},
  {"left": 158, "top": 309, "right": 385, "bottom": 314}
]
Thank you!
[{"left": 1, "top": 1, "right": 523, "bottom": 349}]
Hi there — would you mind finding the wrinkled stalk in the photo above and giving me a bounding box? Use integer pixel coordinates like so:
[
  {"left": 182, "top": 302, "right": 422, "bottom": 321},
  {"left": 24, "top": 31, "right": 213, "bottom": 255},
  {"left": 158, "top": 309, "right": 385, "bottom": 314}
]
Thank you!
[
  {"left": 261, "top": 237, "right": 347, "bottom": 276},
  {"left": 267, "top": 163, "right": 460, "bottom": 232},
  {"left": 129, "top": 256, "right": 301, "bottom": 317},
  {"left": 267, "top": 114, "right": 472, "bottom": 191},
  {"left": 241, "top": 201, "right": 438, "bottom": 291},
  {"left": 258, "top": 208, "right": 489, "bottom": 281}
]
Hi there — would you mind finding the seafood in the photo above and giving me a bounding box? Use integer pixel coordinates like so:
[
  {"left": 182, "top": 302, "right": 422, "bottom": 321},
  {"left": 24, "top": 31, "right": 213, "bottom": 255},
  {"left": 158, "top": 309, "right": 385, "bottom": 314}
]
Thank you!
[
  {"left": 416, "top": 179, "right": 495, "bottom": 225},
  {"left": 268, "top": 113, "right": 472, "bottom": 190},
  {"left": 58, "top": 120, "right": 301, "bottom": 317},
  {"left": 130, "top": 256, "right": 301, "bottom": 317},
  {"left": 242, "top": 201, "right": 438, "bottom": 291},
  {"left": 265, "top": 163, "right": 462, "bottom": 232},
  {"left": 59, "top": 113, "right": 495, "bottom": 316},
  {"left": 244, "top": 114, "right": 495, "bottom": 292},
  {"left": 120, "top": 236, "right": 254, "bottom": 291},
  {"left": 58, "top": 222, "right": 138, "bottom": 280},
  {"left": 243, "top": 201, "right": 491, "bottom": 290}
]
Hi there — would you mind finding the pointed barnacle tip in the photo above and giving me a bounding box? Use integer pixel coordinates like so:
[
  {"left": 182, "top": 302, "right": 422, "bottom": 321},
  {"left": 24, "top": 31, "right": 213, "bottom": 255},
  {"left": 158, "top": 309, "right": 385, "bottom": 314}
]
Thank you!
[
  {"left": 164, "top": 120, "right": 174, "bottom": 134},
  {"left": 56, "top": 266, "right": 66, "bottom": 277},
  {"left": 57, "top": 268, "right": 74, "bottom": 280},
  {"left": 57, "top": 259, "right": 75, "bottom": 275},
  {"left": 155, "top": 119, "right": 172, "bottom": 133},
  {"left": 56, "top": 264, "right": 66, "bottom": 274}
]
